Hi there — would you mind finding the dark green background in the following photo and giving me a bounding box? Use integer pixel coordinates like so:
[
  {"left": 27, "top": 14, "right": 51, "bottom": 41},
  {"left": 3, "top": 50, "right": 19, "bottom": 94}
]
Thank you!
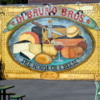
[{"left": 0, "top": 0, "right": 28, "bottom": 4}]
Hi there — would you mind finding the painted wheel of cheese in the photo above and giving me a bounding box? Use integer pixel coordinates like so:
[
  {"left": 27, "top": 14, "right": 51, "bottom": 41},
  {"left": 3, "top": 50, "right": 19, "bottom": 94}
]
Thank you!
[
  {"left": 77, "top": 41, "right": 87, "bottom": 50},
  {"left": 66, "top": 25, "right": 81, "bottom": 38},
  {"left": 61, "top": 46, "right": 84, "bottom": 59},
  {"left": 18, "top": 32, "right": 40, "bottom": 44},
  {"left": 40, "top": 71, "right": 59, "bottom": 80},
  {"left": 55, "top": 39, "right": 84, "bottom": 46},
  {"left": 35, "top": 53, "right": 52, "bottom": 64}
]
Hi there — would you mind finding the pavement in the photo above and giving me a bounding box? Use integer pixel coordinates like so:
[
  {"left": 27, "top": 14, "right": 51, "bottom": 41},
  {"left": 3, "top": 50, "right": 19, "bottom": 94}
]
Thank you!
[{"left": 0, "top": 80, "right": 96, "bottom": 100}]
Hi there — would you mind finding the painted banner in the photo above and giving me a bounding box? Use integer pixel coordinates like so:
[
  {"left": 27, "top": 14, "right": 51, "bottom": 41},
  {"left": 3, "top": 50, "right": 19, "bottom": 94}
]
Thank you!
[
  {"left": 0, "top": 3, "right": 100, "bottom": 80},
  {"left": 4, "top": 6, "right": 100, "bottom": 32}
]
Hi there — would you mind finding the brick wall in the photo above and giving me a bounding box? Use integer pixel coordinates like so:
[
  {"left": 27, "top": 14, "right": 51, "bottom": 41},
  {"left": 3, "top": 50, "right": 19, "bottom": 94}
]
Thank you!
[{"left": 28, "top": 0, "right": 100, "bottom": 4}]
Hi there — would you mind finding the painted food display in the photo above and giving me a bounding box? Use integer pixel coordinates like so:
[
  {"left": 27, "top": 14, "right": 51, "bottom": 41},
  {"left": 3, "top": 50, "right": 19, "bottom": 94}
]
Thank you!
[
  {"left": 18, "top": 32, "right": 40, "bottom": 44},
  {"left": 8, "top": 17, "right": 94, "bottom": 71},
  {"left": 35, "top": 53, "right": 52, "bottom": 64}
]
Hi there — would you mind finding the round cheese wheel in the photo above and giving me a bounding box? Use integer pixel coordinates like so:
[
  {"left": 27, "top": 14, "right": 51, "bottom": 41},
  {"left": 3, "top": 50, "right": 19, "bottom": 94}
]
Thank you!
[
  {"left": 77, "top": 41, "right": 87, "bottom": 50},
  {"left": 18, "top": 32, "right": 40, "bottom": 44},
  {"left": 35, "top": 53, "right": 52, "bottom": 64},
  {"left": 66, "top": 25, "right": 80, "bottom": 38},
  {"left": 61, "top": 46, "right": 84, "bottom": 59}
]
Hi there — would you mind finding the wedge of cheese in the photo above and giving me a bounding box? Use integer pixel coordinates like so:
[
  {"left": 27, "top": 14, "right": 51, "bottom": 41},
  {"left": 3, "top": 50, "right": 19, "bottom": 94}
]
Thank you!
[
  {"left": 20, "top": 50, "right": 35, "bottom": 60},
  {"left": 13, "top": 41, "right": 31, "bottom": 54}
]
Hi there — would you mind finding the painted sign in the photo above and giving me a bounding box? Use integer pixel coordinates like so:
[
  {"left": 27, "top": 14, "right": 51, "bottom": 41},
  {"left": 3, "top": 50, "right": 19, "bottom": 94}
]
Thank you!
[
  {"left": 1, "top": 3, "right": 100, "bottom": 80},
  {"left": 8, "top": 17, "right": 93, "bottom": 71}
]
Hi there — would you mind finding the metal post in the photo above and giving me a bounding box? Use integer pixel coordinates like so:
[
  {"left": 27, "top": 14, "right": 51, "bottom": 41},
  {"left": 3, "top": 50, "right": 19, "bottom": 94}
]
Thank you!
[{"left": 3, "top": 90, "right": 6, "bottom": 100}]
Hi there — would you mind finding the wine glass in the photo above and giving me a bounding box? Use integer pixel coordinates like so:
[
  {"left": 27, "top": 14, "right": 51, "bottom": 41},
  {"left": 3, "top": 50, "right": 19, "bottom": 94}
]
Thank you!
[{"left": 54, "top": 41, "right": 64, "bottom": 62}]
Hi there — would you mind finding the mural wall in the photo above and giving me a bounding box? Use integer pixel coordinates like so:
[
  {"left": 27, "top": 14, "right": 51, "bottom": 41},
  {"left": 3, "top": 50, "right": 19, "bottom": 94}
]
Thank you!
[{"left": 0, "top": 3, "right": 100, "bottom": 80}]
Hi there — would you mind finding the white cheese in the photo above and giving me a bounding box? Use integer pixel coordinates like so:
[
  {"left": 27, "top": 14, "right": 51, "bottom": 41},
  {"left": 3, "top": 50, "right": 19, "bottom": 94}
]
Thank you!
[
  {"left": 13, "top": 42, "right": 31, "bottom": 54},
  {"left": 20, "top": 50, "right": 35, "bottom": 60}
]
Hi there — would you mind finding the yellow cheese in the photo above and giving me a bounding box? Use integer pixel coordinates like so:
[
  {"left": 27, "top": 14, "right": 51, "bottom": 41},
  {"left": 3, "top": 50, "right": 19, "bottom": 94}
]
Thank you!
[
  {"left": 29, "top": 44, "right": 57, "bottom": 56},
  {"left": 29, "top": 44, "right": 41, "bottom": 55},
  {"left": 18, "top": 33, "right": 35, "bottom": 44}
]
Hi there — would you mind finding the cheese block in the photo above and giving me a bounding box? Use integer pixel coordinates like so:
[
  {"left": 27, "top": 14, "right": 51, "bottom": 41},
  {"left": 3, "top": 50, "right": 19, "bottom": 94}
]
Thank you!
[
  {"left": 20, "top": 50, "right": 35, "bottom": 60},
  {"left": 13, "top": 41, "right": 31, "bottom": 54},
  {"left": 29, "top": 44, "right": 57, "bottom": 56},
  {"left": 18, "top": 32, "right": 40, "bottom": 44},
  {"left": 29, "top": 44, "right": 41, "bottom": 55}
]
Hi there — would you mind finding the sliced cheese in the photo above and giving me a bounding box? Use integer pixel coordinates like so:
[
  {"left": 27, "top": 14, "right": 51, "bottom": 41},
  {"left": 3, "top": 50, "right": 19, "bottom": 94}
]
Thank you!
[{"left": 13, "top": 42, "right": 31, "bottom": 54}]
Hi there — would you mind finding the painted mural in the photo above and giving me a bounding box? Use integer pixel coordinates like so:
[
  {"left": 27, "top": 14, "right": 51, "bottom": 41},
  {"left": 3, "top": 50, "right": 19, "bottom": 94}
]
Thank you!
[
  {"left": 8, "top": 17, "right": 93, "bottom": 71},
  {"left": 1, "top": 3, "right": 100, "bottom": 80}
]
